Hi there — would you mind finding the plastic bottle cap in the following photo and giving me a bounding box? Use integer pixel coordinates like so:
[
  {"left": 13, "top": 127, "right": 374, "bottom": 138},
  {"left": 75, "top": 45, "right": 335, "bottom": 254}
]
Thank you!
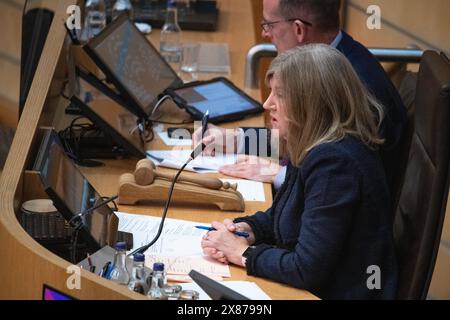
[
  {"left": 133, "top": 253, "right": 145, "bottom": 262},
  {"left": 153, "top": 262, "right": 164, "bottom": 271},
  {"left": 115, "top": 241, "right": 127, "bottom": 250},
  {"left": 162, "top": 284, "right": 182, "bottom": 299},
  {"left": 179, "top": 289, "right": 199, "bottom": 300}
]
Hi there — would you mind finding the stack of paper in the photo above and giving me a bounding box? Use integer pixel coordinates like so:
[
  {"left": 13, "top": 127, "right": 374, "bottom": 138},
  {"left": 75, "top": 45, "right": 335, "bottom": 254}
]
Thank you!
[{"left": 220, "top": 179, "right": 266, "bottom": 202}]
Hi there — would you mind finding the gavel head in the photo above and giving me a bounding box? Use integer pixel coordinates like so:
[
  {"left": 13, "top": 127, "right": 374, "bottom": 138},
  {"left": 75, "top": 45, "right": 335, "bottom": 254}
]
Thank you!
[{"left": 134, "top": 159, "right": 156, "bottom": 186}]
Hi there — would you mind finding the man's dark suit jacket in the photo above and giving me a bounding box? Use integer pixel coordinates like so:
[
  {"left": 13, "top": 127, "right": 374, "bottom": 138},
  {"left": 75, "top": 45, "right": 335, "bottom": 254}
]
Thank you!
[
  {"left": 244, "top": 32, "right": 408, "bottom": 189},
  {"left": 336, "top": 32, "right": 407, "bottom": 187}
]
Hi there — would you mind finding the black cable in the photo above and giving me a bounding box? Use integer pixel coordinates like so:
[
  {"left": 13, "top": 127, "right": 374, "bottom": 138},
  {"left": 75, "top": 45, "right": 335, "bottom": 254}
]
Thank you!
[
  {"left": 149, "top": 118, "right": 194, "bottom": 125},
  {"left": 102, "top": 196, "right": 118, "bottom": 211},
  {"left": 139, "top": 118, "right": 154, "bottom": 143},
  {"left": 70, "top": 223, "right": 83, "bottom": 263},
  {"left": 128, "top": 143, "right": 206, "bottom": 256},
  {"left": 59, "top": 79, "right": 70, "bottom": 100},
  {"left": 68, "top": 195, "right": 119, "bottom": 226},
  {"left": 128, "top": 160, "right": 190, "bottom": 256},
  {"left": 58, "top": 116, "right": 105, "bottom": 167},
  {"left": 69, "top": 195, "right": 119, "bottom": 263}
]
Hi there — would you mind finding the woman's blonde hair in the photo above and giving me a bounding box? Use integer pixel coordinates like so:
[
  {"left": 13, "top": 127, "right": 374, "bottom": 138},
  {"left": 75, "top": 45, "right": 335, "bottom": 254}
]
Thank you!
[{"left": 266, "top": 44, "right": 384, "bottom": 166}]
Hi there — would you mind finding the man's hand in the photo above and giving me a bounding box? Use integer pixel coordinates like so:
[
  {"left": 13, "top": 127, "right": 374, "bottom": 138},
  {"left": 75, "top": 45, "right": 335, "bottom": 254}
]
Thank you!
[{"left": 219, "top": 155, "right": 282, "bottom": 183}]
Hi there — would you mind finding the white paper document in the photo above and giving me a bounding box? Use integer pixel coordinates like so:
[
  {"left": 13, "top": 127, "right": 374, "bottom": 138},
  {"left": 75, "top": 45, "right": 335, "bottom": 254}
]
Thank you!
[
  {"left": 147, "top": 150, "right": 237, "bottom": 173},
  {"left": 157, "top": 131, "right": 192, "bottom": 146},
  {"left": 221, "top": 179, "right": 266, "bottom": 202},
  {"left": 115, "top": 212, "right": 230, "bottom": 277},
  {"left": 181, "top": 281, "right": 272, "bottom": 300}
]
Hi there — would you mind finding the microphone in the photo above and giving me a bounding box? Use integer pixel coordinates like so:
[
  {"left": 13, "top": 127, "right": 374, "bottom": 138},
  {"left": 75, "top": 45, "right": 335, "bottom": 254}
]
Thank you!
[{"left": 129, "top": 143, "right": 206, "bottom": 256}]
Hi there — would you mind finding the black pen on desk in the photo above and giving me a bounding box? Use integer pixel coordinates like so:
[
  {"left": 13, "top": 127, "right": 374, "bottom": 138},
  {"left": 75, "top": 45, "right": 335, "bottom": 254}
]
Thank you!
[
  {"left": 195, "top": 225, "right": 250, "bottom": 238},
  {"left": 201, "top": 110, "right": 209, "bottom": 139}
]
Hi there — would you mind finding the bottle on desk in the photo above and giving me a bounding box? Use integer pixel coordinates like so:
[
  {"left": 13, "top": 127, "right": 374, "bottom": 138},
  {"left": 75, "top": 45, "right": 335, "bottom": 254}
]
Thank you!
[
  {"left": 127, "top": 253, "right": 147, "bottom": 294},
  {"left": 109, "top": 241, "right": 130, "bottom": 285},
  {"left": 83, "top": 0, "right": 107, "bottom": 40},
  {"left": 112, "top": 0, "right": 134, "bottom": 21},
  {"left": 147, "top": 262, "right": 166, "bottom": 299},
  {"left": 160, "top": 0, "right": 182, "bottom": 72}
]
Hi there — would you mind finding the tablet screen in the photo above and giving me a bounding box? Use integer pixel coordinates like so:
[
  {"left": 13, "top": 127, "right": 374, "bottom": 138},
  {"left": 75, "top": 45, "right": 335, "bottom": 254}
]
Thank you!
[{"left": 171, "top": 78, "right": 263, "bottom": 123}]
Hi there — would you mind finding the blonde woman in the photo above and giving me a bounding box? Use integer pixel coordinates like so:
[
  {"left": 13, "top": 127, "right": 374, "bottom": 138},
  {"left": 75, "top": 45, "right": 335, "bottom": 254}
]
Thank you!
[{"left": 201, "top": 44, "right": 397, "bottom": 299}]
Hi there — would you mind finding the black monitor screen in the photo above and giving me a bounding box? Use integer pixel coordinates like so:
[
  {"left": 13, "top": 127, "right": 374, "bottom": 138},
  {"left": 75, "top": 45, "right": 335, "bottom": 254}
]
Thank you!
[
  {"left": 85, "top": 13, "right": 181, "bottom": 116},
  {"left": 72, "top": 69, "right": 146, "bottom": 159},
  {"left": 33, "top": 129, "right": 117, "bottom": 253}
]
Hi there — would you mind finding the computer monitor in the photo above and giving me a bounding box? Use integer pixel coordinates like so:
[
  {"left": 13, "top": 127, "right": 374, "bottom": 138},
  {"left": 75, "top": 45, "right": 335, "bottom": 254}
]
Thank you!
[
  {"left": 70, "top": 68, "right": 147, "bottom": 159},
  {"left": 188, "top": 269, "right": 250, "bottom": 300},
  {"left": 33, "top": 129, "right": 118, "bottom": 256},
  {"left": 42, "top": 284, "right": 76, "bottom": 300},
  {"left": 84, "top": 13, "right": 182, "bottom": 118}
]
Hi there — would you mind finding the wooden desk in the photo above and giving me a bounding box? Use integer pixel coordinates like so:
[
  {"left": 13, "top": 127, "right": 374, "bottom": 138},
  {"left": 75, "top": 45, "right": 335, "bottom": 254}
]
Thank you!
[{"left": 0, "top": 0, "right": 316, "bottom": 300}]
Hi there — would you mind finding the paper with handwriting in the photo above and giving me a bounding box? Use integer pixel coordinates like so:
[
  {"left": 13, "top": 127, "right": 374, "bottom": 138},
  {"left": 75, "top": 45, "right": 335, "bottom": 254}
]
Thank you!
[{"left": 115, "top": 212, "right": 230, "bottom": 277}]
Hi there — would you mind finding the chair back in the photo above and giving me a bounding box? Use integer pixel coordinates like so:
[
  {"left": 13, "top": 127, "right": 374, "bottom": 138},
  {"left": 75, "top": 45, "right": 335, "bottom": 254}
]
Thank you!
[{"left": 394, "top": 51, "right": 450, "bottom": 299}]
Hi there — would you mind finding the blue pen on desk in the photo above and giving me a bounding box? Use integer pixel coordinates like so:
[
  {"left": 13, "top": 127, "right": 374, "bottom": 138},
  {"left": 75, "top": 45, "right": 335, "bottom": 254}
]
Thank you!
[{"left": 195, "top": 225, "right": 249, "bottom": 238}]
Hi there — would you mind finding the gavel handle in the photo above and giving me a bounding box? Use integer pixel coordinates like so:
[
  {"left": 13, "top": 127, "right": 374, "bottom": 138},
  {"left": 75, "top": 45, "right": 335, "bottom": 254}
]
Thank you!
[{"left": 156, "top": 171, "right": 224, "bottom": 190}]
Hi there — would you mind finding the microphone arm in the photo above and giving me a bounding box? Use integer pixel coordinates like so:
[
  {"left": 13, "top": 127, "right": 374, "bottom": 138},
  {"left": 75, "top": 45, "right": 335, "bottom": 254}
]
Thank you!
[
  {"left": 129, "top": 143, "right": 206, "bottom": 256},
  {"left": 69, "top": 194, "right": 118, "bottom": 263},
  {"left": 69, "top": 195, "right": 119, "bottom": 227}
]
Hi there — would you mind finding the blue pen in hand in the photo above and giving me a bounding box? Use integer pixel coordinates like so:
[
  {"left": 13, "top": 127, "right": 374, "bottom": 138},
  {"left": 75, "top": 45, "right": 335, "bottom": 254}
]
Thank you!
[{"left": 195, "top": 225, "right": 249, "bottom": 238}]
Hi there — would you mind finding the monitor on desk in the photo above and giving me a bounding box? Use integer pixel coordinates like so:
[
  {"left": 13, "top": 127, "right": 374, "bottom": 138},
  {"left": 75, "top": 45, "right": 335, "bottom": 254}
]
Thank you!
[
  {"left": 70, "top": 68, "right": 147, "bottom": 159},
  {"left": 33, "top": 129, "right": 118, "bottom": 257},
  {"left": 84, "top": 13, "right": 182, "bottom": 118}
]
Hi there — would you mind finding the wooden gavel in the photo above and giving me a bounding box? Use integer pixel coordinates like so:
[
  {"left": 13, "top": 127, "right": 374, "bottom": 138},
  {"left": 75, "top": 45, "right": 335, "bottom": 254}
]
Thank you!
[{"left": 134, "top": 159, "right": 237, "bottom": 191}]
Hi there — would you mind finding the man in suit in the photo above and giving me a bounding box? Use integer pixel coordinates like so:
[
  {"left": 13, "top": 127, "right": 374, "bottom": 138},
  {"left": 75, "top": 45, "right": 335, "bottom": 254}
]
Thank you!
[{"left": 200, "top": 0, "right": 407, "bottom": 191}]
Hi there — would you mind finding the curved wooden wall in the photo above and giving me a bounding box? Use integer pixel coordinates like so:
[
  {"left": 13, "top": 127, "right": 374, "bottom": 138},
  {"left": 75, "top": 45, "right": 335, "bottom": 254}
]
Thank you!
[{"left": 0, "top": 0, "right": 141, "bottom": 300}]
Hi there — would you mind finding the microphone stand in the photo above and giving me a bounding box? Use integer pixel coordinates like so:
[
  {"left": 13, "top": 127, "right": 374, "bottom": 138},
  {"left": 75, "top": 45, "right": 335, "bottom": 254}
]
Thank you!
[
  {"left": 69, "top": 195, "right": 118, "bottom": 263},
  {"left": 128, "top": 143, "right": 206, "bottom": 257}
]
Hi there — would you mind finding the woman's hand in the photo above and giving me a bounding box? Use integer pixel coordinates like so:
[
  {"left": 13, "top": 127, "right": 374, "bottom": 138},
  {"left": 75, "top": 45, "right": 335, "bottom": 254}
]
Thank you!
[
  {"left": 219, "top": 155, "right": 282, "bottom": 183},
  {"left": 201, "top": 220, "right": 255, "bottom": 266},
  {"left": 222, "top": 219, "right": 255, "bottom": 245}
]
